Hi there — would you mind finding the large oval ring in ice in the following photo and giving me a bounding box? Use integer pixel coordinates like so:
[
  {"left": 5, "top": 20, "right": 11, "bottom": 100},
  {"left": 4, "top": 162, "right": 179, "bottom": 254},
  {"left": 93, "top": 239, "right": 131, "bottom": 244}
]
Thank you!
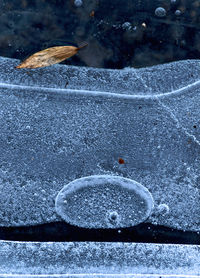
[{"left": 55, "top": 175, "right": 154, "bottom": 229}]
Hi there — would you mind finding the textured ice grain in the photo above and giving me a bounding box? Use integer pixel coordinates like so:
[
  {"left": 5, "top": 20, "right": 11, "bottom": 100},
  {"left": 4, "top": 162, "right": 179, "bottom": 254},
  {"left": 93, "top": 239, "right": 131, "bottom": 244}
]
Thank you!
[
  {"left": 0, "top": 56, "right": 199, "bottom": 231},
  {"left": 0, "top": 241, "right": 200, "bottom": 276},
  {"left": 55, "top": 175, "right": 154, "bottom": 228}
]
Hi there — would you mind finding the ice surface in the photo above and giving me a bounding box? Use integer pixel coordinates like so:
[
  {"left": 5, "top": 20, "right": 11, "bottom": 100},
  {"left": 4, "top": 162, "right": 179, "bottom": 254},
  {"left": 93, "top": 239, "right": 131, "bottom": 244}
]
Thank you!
[
  {"left": 0, "top": 56, "right": 199, "bottom": 231},
  {"left": 55, "top": 175, "right": 154, "bottom": 228},
  {"left": 0, "top": 241, "right": 199, "bottom": 276}
]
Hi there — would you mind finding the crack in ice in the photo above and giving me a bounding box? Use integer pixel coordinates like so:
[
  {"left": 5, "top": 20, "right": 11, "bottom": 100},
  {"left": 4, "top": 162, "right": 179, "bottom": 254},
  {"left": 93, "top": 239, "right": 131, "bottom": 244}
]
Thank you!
[
  {"left": 132, "top": 70, "right": 200, "bottom": 147},
  {"left": 0, "top": 76, "right": 200, "bottom": 99},
  {"left": 156, "top": 98, "right": 200, "bottom": 147},
  {"left": 0, "top": 70, "right": 200, "bottom": 146}
]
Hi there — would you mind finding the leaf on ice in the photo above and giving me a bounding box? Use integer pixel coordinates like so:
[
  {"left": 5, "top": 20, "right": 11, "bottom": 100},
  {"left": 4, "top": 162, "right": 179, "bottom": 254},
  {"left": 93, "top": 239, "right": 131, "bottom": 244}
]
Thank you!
[{"left": 16, "top": 43, "right": 88, "bottom": 69}]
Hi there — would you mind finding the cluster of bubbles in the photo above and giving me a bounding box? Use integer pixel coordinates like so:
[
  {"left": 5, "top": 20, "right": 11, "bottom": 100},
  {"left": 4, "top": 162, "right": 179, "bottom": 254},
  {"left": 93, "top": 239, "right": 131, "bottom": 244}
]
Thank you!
[{"left": 155, "top": 0, "right": 181, "bottom": 18}]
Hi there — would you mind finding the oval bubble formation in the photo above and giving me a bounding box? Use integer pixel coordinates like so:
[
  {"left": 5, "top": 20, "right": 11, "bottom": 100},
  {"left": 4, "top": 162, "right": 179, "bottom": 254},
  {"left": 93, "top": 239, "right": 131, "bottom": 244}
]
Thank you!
[{"left": 55, "top": 175, "right": 154, "bottom": 229}]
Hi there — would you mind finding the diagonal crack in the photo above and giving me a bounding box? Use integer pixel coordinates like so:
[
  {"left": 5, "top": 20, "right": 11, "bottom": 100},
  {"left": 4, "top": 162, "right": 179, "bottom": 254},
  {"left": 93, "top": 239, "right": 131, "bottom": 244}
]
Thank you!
[
  {"left": 132, "top": 69, "right": 200, "bottom": 147},
  {"left": 156, "top": 97, "right": 200, "bottom": 147}
]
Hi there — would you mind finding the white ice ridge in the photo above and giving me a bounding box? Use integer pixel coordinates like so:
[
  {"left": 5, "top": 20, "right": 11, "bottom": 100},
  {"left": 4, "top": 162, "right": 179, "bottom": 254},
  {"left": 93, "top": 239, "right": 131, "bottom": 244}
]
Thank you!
[{"left": 0, "top": 77, "right": 200, "bottom": 99}]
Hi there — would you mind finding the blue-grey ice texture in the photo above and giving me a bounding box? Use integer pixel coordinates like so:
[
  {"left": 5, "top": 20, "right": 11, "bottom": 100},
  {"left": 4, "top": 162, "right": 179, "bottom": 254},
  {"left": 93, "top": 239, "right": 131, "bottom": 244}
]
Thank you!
[
  {"left": 55, "top": 175, "right": 154, "bottom": 228},
  {"left": 0, "top": 56, "right": 200, "bottom": 231},
  {"left": 0, "top": 241, "right": 199, "bottom": 276}
]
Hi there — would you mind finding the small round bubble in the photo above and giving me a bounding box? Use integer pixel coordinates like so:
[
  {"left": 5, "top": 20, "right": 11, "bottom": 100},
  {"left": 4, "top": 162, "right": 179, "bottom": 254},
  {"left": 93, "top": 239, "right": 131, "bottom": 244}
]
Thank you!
[
  {"left": 155, "top": 7, "right": 167, "bottom": 17},
  {"left": 175, "top": 9, "right": 181, "bottom": 16},
  {"left": 74, "top": 0, "right": 82, "bottom": 7},
  {"left": 107, "top": 211, "right": 119, "bottom": 224},
  {"left": 158, "top": 203, "right": 169, "bottom": 214}
]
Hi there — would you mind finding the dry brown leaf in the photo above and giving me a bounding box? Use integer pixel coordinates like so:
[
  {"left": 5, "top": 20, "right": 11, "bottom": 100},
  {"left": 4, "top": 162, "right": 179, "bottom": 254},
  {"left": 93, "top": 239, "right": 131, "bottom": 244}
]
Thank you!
[{"left": 16, "top": 43, "right": 88, "bottom": 69}]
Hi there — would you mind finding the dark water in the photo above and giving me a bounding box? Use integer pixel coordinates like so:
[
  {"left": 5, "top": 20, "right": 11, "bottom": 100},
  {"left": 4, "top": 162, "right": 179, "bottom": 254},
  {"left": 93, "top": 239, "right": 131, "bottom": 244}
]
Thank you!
[
  {"left": 1, "top": 222, "right": 200, "bottom": 244},
  {"left": 1, "top": 0, "right": 200, "bottom": 68}
]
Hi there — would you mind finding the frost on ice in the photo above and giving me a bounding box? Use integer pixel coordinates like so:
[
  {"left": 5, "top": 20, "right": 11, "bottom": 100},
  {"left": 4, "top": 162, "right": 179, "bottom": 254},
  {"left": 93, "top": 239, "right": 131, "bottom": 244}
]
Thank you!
[
  {"left": 0, "top": 56, "right": 199, "bottom": 231},
  {"left": 55, "top": 175, "right": 154, "bottom": 228},
  {"left": 0, "top": 241, "right": 199, "bottom": 276}
]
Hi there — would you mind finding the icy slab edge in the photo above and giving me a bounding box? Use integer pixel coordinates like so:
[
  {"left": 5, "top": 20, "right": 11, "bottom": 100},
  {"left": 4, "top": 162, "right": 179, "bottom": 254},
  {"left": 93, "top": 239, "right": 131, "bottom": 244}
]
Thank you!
[
  {"left": 0, "top": 241, "right": 199, "bottom": 276},
  {"left": 0, "top": 56, "right": 200, "bottom": 96},
  {"left": 0, "top": 275, "right": 199, "bottom": 278}
]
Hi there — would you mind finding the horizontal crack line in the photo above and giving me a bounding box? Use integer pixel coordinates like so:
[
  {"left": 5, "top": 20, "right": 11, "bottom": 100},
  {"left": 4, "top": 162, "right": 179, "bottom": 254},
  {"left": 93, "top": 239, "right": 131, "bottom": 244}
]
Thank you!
[{"left": 0, "top": 78, "right": 199, "bottom": 100}]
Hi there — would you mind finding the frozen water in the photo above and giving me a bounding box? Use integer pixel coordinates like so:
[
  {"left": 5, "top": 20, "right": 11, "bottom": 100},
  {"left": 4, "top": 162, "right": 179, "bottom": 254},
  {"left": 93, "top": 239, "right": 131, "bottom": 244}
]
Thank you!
[
  {"left": 0, "top": 56, "right": 199, "bottom": 231},
  {"left": 74, "top": 0, "right": 83, "bottom": 7},
  {"left": 175, "top": 9, "right": 182, "bottom": 16},
  {"left": 0, "top": 241, "right": 199, "bottom": 276},
  {"left": 55, "top": 175, "right": 154, "bottom": 228},
  {"left": 122, "top": 22, "right": 132, "bottom": 30},
  {"left": 157, "top": 203, "right": 170, "bottom": 215},
  {"left": 155, "top": 7, "right": 167, "bottom": 17}
]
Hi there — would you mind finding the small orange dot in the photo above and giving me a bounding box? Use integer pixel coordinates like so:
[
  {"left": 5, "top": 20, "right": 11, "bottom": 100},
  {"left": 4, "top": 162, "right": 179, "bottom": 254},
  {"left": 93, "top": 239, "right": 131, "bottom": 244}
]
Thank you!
[
  {"left": 90, "top": 10, "right": 95, "bottom": 17},
  {"left": 118, "top": 158, "right": 125, "bottom": 164}
]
